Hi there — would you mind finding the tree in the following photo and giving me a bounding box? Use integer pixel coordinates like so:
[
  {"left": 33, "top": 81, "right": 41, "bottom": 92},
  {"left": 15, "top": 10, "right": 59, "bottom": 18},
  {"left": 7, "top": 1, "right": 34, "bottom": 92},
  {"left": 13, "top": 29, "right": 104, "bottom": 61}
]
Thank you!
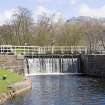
[
  {"left": 34, "top": 14, "right": 55, "bottom": 46},
  {"left": 11, "top": 7, "right": 33, "bottom": 45}
]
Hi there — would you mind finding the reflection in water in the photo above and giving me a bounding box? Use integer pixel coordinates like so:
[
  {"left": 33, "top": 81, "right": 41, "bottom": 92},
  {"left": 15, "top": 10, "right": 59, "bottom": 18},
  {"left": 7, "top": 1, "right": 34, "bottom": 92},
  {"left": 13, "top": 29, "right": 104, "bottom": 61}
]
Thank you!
[{"left": 4, "top": 75, "right": 105, "bottom": 105}]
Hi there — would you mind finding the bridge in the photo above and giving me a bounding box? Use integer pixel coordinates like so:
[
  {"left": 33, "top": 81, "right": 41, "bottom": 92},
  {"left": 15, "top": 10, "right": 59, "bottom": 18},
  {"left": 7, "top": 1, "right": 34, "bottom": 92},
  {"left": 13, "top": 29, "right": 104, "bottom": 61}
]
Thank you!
[
  {"left": 0, "top": 45, "right": 87, "bottom": 55},
  {"left": 0, "top": 45, "right": 104, "bottom": 56}
]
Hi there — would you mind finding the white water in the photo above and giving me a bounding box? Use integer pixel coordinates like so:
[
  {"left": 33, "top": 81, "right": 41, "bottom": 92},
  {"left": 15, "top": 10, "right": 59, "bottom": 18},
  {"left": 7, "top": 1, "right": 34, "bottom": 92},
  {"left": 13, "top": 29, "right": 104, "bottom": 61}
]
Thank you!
[{"left": 25, "top": 57, "right": 79, "bottom": 75}]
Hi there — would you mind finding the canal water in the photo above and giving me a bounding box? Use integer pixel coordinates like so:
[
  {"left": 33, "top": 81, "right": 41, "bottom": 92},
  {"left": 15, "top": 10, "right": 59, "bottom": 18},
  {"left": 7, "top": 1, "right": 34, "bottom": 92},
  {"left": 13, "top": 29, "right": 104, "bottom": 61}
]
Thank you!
[{"left": 4, "top": 75, "right": 105, "bottom": 105}]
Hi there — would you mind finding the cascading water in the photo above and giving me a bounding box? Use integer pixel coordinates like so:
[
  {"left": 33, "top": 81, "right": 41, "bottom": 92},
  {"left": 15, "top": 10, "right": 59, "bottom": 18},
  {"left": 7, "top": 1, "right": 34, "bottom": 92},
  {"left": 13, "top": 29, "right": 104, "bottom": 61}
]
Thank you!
[{"left": 24, "top": 57, "right": 80, "bottom": 75}]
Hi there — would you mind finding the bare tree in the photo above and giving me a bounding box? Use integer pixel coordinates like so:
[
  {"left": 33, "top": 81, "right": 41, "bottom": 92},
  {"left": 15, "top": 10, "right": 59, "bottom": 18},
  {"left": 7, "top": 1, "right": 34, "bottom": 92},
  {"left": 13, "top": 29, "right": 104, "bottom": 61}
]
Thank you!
[{"left": 11, "top": 7, "right": 33, "bottom": 45}]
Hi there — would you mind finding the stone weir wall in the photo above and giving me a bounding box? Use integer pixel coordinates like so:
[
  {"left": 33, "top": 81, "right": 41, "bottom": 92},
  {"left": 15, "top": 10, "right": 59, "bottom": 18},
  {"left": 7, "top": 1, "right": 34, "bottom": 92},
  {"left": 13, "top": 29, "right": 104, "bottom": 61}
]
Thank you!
[
  {"left": 1, "top": 54, "right": 105, "bottom": 78},
  {"left": 0, "top": 55, "right": 24, "bottom": 74},
  {"left": 80, "top": 54, "right": 105, "bottom": 78}
]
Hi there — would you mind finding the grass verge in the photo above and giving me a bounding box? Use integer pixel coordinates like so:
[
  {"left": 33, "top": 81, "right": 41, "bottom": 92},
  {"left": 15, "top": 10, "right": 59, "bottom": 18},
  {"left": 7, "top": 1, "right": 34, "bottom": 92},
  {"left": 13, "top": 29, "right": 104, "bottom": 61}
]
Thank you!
[{"left": 0, "top": 69, "right": 24, "bottom": 94}]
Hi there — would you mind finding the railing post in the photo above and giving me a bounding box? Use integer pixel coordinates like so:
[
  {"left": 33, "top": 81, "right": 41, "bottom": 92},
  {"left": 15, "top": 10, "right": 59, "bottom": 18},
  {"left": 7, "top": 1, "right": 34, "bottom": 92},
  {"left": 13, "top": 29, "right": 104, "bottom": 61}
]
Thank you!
[
  {"left": 61, "top": 47, "right": 64, "bottom": 54},
  {"left": 24, "top": 46, "right": 25, "bottom": 55},
  {"left": 51, "top": 46, "right": 54, "bottom": 54},
  {"left": 38, "top": 47, "right": 41, "bottom": 54}
]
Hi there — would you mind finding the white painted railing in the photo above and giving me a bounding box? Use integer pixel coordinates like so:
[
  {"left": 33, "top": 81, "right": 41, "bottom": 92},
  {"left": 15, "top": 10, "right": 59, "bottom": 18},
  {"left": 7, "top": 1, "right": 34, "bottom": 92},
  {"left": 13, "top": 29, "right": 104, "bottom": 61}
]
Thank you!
[{"left": 0, "top": 45, "right": 87, "bottom": 55}]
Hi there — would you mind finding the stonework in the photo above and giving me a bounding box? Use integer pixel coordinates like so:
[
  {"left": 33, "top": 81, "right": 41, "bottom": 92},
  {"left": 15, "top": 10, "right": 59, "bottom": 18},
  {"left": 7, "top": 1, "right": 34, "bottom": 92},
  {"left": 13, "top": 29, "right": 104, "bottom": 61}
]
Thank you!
[
  {"left": 0, "top": 55, "right": 24, "bottom": 74},
  {"left": 1, "top": 54, "right": 105, "bottom": 77},
  {"left": 81, "top": 54, "right": 105, "bottom": 77}
]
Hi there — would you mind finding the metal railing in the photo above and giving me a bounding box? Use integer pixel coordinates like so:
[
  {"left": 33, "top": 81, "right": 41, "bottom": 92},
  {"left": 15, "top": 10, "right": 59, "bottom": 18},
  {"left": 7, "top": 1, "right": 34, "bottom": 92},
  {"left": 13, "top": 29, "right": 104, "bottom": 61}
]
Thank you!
[
  {"left": 2, "top": 45, "right": 105, "bottom": 55},
  {"left": 1, "top": 45, "right": 104, "bottom": 55},
  {"left": 0, "top": 45, "right": 88, "bottom": 55}
]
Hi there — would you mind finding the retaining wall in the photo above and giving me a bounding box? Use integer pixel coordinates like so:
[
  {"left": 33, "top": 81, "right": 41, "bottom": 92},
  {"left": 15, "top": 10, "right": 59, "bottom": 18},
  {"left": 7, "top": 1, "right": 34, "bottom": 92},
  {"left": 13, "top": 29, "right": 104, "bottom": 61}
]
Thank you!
[
  {"left": 81, "top": 54, "right": 105, "bottom": 77},
  {"left": 0, "top": 55, "right": 24, "bottom": 74}
]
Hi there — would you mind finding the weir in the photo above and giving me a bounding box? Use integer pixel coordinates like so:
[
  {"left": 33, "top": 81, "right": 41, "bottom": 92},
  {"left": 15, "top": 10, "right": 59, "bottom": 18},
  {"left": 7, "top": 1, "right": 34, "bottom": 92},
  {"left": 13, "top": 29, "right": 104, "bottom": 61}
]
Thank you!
[
  {"left": 24, "top": 55, "right": 81, "bottom": 76},
  {"left": 0, "top": 45, "right": 88, "bottom": 76},
  {"left": 0, "top": 45, "right": 105, "bottom": 77}
]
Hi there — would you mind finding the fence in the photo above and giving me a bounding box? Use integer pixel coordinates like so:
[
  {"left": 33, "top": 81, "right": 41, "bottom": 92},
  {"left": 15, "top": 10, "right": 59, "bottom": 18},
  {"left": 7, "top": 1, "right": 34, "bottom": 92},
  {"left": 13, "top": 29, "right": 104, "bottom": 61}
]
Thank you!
[
  {"left": 0, "top": 45, "right": 88, "bottom": 55},
  {"left": 1, "top": 45, "right": 104, "bottom": 55}
]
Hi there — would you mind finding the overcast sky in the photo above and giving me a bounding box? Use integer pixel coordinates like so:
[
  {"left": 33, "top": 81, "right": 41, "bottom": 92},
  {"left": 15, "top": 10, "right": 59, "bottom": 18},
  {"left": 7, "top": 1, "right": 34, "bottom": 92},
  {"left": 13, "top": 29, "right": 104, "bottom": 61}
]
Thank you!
[{"left": 0, "top": 0, "right": 105, "bottom": 24}]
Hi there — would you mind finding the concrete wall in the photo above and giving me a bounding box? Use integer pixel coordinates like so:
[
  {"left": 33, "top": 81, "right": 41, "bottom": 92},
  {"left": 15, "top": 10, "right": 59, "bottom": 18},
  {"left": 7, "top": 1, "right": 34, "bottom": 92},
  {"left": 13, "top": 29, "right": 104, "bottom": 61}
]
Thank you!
[
  {"left": 81, "top": 54, "right": 105, "bottom": 77},
  {"left": 0, "top": 55, "right": 24, "bottom": 74}
]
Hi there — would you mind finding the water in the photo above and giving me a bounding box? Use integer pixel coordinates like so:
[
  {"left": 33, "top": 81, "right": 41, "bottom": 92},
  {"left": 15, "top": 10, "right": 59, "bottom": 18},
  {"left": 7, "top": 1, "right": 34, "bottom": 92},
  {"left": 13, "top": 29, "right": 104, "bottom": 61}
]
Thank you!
[
  {"left": 4, "top": 75, "right": 105, "bottom": 105},
  {"left": 25, "top": 58, "right": 79, "bottom": 75}
]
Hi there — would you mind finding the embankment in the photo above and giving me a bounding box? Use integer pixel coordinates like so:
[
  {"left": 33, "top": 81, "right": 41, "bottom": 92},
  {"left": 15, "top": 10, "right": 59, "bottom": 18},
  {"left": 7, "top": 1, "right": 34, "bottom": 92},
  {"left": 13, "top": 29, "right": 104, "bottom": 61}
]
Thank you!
[{"left": 0, "top": 80, "right": 32, "bottom": 104}]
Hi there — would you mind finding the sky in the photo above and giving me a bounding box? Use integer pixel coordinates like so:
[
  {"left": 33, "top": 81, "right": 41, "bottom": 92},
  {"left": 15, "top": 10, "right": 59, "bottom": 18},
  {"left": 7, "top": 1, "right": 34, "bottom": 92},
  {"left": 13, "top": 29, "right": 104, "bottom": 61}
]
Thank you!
[{"left": 0, "top": 0, "right": 105, "bottom": 24}]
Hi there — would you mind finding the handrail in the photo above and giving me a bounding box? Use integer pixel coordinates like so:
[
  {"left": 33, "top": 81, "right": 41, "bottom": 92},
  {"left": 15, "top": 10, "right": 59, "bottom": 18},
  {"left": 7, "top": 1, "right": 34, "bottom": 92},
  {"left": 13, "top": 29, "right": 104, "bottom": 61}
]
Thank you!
[{"left": 0, "top": 45, "right": 95, "bottom": 55}]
